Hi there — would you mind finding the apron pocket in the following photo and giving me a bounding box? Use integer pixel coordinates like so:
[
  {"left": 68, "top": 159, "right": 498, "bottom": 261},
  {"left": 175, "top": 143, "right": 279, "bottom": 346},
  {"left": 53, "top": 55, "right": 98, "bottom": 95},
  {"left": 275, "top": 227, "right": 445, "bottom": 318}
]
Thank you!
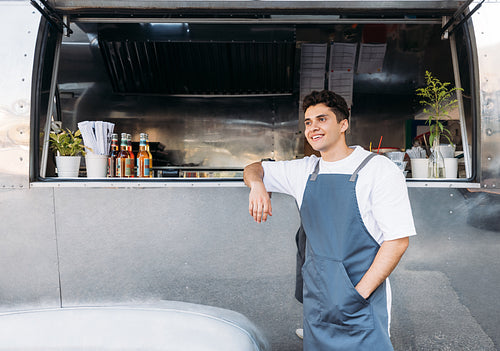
[{"left": 305, "top": 257, "right": 374, "bottom": 330}]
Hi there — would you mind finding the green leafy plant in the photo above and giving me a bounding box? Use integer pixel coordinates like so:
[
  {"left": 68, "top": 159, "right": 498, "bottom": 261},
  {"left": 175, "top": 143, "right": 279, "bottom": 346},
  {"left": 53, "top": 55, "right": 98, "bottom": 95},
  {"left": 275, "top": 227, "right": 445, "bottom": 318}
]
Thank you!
[
  {"left": 49, "top": 122, "right": 87, "bottom": 156},
  {"left": 415, "top": 71, "right": 462, "bottom": 146}
]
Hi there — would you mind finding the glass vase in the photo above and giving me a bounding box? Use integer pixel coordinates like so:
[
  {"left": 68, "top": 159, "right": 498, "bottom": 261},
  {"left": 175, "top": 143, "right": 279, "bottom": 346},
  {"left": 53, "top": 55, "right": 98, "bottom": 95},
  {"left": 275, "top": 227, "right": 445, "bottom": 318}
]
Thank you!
[{"left": 428, "top": 139, "right": 445, "bottom": 178}]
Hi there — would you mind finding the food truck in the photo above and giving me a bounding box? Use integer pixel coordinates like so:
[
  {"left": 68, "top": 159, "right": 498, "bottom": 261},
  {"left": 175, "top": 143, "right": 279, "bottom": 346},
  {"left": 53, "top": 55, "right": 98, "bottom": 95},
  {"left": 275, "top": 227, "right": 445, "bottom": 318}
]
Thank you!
[{"left": 0, "top": 0, "right": 499, "bottom": 349}]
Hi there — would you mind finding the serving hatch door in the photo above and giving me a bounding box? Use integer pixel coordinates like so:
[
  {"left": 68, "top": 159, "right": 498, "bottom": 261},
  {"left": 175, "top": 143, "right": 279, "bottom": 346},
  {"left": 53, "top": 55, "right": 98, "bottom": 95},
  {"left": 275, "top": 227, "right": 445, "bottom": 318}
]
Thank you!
[{"left": 45, "top": 0, "right": 466, "bottom": 15}]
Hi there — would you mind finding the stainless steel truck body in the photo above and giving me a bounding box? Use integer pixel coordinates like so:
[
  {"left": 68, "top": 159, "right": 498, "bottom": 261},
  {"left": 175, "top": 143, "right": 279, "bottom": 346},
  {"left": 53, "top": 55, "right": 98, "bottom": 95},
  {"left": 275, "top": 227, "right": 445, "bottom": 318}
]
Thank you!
[{"left": 0, "top": 1, "right": 499, "bottom": 350}]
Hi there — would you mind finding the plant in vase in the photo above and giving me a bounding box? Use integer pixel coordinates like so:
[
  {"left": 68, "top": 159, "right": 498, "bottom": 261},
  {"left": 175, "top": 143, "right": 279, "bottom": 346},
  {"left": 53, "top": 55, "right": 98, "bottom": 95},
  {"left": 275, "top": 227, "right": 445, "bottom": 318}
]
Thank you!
[
  {"left": 415, "top": 71, "right": 462, "bottom": 178},
  {"left": 49, "top": 122, "right": 87, "bottom": 177}
]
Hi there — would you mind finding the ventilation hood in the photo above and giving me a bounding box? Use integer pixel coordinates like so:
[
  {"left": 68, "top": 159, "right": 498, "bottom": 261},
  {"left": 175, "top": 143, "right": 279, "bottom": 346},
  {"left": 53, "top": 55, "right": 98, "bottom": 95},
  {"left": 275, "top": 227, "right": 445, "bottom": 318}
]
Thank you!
[{"left": 95, "top": 23, "right": 296, "bottom": 95}]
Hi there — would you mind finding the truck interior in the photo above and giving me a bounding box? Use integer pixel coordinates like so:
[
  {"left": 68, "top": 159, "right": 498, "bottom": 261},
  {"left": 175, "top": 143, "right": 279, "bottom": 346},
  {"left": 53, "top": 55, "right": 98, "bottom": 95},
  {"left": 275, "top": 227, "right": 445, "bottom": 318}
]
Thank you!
[{"left": 31, "top": 1, "right": 477, "bottom": 182}]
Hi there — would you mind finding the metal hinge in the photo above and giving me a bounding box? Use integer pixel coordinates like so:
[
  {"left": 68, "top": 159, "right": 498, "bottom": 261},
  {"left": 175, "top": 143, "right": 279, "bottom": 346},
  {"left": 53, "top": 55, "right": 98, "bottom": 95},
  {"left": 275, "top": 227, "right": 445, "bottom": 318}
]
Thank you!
[
  {"left": 441, "top": 0, "right": 484, "bottom": 39},
  {"left": 30, "top": 0, "right": 73, "bottom": 36}
]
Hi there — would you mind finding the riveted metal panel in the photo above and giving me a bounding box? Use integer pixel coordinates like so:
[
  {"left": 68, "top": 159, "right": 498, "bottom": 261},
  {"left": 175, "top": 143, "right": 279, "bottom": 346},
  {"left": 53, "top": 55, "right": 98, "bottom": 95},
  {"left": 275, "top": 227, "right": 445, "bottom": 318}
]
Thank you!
[
  {"left": 0, "top": 187, "right": 60, "bottom": 309},
  {"left": 471, "top": 1, "right": 500, "bottom": 189},
  {"left": 0, "top": 2, "right": 40, "bottom": 189}
]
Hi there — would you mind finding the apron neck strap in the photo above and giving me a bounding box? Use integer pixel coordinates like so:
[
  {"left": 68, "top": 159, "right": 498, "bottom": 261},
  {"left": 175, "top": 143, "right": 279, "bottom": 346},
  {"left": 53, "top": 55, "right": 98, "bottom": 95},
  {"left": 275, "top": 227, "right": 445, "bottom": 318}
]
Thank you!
[
  {"left": 349, "top": 153, "right": 377, "bottom": 182},
  {"left": 310, "top": 160, "right": 320, "bottom": 181},
  {"left": 310, "top": 152, "right": 377, "bottom": 182}
]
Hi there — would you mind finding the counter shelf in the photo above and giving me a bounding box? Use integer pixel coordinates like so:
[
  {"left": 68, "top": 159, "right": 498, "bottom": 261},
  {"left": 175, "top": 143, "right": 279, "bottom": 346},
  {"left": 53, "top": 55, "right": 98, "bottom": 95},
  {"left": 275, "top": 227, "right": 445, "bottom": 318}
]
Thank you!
[{"left": 30, "top": 177, "right": 480, "bottom": 189}]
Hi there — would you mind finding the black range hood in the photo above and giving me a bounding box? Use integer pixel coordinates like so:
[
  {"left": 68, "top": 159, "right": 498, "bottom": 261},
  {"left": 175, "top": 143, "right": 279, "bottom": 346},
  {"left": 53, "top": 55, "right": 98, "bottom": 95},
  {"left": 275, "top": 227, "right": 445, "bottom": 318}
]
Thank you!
[{"left": 97, "top": 23, "right": 296, "bottom": 95}]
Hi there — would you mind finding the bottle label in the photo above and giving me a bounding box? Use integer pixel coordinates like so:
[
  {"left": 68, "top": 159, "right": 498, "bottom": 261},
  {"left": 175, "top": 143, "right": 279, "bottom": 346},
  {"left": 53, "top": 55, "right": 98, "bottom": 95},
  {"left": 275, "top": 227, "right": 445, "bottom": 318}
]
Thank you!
[
  {"left": 144, "top": 159, "right": 150, "bottom": 176},
  {"left": 136, "top": 158, "right": 150, "bottom": 177},
  {"left": 125, "top": 159, "right": 132, "bottom": 176},
  {"left": 108, "top": 157, "right": 115, "bottom": 177},
  {"left": 116, "top": 160, "right": 122, "bottom": 177}
]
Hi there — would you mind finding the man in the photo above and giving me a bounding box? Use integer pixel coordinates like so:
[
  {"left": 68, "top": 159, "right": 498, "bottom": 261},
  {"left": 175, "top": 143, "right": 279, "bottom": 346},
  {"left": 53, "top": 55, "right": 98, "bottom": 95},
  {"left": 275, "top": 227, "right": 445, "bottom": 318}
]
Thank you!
[{"left": 244, "top": 90, "right": 416, "bottom": 350}]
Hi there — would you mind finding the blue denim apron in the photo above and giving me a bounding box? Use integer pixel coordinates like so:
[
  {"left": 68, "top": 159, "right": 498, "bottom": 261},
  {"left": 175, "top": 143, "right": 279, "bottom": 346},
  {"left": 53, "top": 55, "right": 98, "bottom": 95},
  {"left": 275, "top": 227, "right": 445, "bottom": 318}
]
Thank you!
[{"left": 300, "top": 153, "right": 393, "bottom": 351}]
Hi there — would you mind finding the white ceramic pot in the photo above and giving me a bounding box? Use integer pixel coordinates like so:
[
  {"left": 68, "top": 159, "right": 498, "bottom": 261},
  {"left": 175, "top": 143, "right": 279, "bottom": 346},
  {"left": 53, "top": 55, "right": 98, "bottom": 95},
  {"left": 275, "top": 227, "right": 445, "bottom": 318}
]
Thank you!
[{"left": 55, "top": 156, "right": 81, "bottom": 178}]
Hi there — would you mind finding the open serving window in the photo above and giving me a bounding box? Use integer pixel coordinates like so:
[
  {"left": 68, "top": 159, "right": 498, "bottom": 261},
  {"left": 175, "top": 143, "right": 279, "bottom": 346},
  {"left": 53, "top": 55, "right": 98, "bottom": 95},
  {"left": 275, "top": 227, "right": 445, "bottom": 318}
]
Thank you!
[{"left": 31, "top": 0, "right": 478, "bottom": 185}]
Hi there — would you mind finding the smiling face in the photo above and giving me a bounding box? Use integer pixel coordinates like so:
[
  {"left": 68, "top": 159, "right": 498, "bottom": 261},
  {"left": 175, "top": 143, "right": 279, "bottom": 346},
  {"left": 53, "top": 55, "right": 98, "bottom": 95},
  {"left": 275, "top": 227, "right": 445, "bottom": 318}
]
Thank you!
[{"left": 304, "top": 103, "right": 351, "bottom": 161}]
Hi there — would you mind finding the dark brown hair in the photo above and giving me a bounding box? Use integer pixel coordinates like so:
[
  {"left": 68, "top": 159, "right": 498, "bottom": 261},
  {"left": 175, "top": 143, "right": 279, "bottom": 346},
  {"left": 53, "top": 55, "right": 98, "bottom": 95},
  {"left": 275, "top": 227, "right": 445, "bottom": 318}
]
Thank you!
[{"left": 302, "top": 90, "right": 349, "bottom": 122}]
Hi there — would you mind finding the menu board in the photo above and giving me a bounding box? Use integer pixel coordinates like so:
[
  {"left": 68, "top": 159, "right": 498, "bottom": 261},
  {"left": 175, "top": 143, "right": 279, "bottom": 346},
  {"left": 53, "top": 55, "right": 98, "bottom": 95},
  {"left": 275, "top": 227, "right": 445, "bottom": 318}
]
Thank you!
[
  {"left": 299, "top": 43, "right": 328, "bottom": 100},
  {"left": 357, "top": 43, "right": 387, "bottom": 74},
  {"left": 328, "top": 71, "right": 354, "bottom": 107},
  {"left": 328, "top": 43, "right": 357, "bottom": 106},
  {"left": 329, "top": 42, "right": 357, "bottom": 72}
]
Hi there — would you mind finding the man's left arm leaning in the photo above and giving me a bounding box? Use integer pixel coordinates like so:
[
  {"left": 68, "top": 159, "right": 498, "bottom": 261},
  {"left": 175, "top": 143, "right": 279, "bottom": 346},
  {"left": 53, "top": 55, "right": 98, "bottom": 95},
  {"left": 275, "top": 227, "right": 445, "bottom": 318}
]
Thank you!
[{"left": 243, "top": 162, "right": 273, "bottom": 223}]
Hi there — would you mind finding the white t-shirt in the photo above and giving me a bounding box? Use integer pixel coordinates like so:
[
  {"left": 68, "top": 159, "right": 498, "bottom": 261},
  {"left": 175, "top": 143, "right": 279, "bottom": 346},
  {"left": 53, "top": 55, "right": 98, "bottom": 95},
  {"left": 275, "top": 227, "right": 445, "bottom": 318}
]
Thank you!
[{"left": 262, "top": 146, "right": 416, "bottom": 244}]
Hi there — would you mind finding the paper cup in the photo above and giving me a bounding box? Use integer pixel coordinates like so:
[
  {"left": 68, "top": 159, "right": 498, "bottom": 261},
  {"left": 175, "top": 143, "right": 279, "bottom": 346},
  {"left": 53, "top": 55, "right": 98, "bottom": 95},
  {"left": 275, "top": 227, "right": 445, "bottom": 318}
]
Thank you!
[
  {"left": 385, "top": 151, "right": 405, "bottom": 163},
  {"left": 444, "top": 158, "right": 458, "bottom": 178},
  {"left": 85, "top": 154, "right": 108, "bottom": 178},
  {"left": 411, "top": 158, "right": 429, "bottom": 178}
]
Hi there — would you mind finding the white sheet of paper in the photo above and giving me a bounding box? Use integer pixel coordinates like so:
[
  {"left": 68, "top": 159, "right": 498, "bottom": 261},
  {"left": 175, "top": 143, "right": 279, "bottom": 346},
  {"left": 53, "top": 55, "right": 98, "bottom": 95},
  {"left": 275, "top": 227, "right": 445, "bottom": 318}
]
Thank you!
[
  {"left": 300, "top": 43, "right": 327, "bottom": 97},
  {"left": 329, "top": 43, "right": 357, "bottom": 72},
  {"left": 328, "top": 71, "right": 354, "bottom": 106},
  {"left": 357, "top": 43, "right": 387, "bottom": 74}
]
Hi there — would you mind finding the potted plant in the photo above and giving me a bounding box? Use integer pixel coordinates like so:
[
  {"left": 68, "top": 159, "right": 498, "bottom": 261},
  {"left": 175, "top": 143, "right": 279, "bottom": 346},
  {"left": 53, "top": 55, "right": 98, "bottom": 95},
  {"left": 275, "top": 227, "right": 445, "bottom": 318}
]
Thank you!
[
  {"left": 49, "top": 122, "right": 86, "bottom": 177},
  {"left": 415, "top": 71, "right": 462, "bottom": 178}
]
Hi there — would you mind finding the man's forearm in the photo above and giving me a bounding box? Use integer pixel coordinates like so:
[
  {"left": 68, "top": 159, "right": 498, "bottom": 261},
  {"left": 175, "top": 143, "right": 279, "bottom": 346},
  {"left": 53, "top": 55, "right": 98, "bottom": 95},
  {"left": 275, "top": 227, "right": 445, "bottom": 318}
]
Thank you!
[
  {"left": 244, "top": 162, "right": 273, "bottom": 222},
  {"left": 355, "top": 237, "right": 409, "bottom": 299},
  {"left": 243, "top": 162, "right": 264, "bottom": 188}
]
